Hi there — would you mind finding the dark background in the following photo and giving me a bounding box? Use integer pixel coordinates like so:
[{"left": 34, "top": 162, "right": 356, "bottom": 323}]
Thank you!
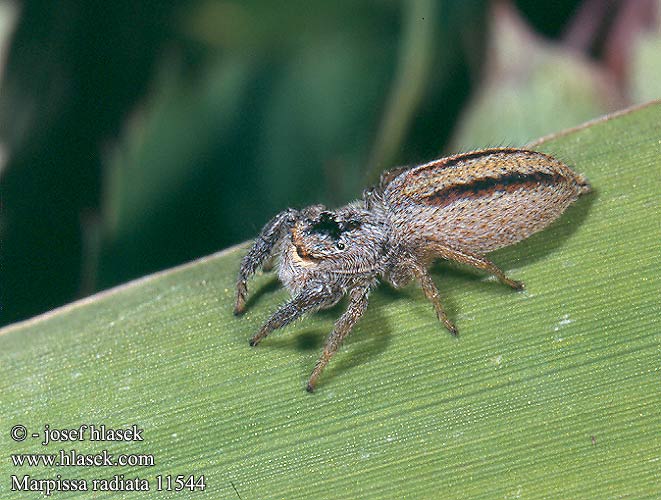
[{"left": 1, "top": 0, "right": 658, "bottom": 326}]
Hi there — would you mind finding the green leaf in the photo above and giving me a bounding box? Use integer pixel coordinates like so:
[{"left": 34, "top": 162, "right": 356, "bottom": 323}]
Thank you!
[{"left": 2, "top": 101, "right": 660, "bottom": 499}]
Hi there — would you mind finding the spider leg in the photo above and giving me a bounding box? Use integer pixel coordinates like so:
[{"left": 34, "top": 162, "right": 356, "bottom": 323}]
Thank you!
[
  {"left": 307, "top": 285, "right": 371, "bottom": 392},
  {"left": 429, "top": 241, "right": 524, "bottom": 290},
  {"left": 235, "top": 209, "right": 299, "bottom": 315},
  {"left": 409, "top": 262, "right": 458, "bottom": 336},
  {"left": 261, "top": 256, "right": 276, "bottom": 272},
  {"left": 249, "top": 285, "right": 340, "bottom": 346}
]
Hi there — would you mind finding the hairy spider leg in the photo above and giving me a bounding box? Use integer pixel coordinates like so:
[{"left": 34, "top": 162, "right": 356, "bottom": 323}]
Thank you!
[
  {"left": 428, "top": 241, "right": 524, "bottom": 291},
  {"left": 235, "top": 209, "right": 299, "bottom": 315},
  {"left": 249, "top": 286, "right": 339, "bottom": 346},
  {"left": 307, "top": 285, "right": 372, "bottom": 392},
  {"left": 409, "top": 262, "right": 458, "bottom": 336}
]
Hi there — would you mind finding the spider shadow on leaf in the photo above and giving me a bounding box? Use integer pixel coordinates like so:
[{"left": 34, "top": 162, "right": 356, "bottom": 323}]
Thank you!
[{"left": 240, "top": 275, "right": 282, "bottom": 312}]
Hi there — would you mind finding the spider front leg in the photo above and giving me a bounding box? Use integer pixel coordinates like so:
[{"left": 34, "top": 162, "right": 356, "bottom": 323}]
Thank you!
[
  {"left": 249, "top": 284, "right": 341, "bottom": 347},
  {"left": 307, "top": 285, "right": 372, "bottom": 392},
  {"left": 235, "top": 209, "right": 299, "bottom": 315}
]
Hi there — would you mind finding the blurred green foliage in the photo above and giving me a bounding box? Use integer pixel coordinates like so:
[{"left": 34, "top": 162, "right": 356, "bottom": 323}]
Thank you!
[{"left": 0, "top": 0, "right": 659, "bottom": 326}]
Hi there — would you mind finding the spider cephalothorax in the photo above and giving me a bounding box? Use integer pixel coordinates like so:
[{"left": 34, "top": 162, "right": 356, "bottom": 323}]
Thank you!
[{"left": 291, "top": 210, "right": 363, "bottom": 260}]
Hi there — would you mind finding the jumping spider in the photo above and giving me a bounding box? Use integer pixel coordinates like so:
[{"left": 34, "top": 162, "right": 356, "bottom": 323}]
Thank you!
[{"left": 234, "top": 148, "right": 590, "bottom": 392}]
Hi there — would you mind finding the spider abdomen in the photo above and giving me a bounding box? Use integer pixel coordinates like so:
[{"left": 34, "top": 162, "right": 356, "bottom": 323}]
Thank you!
[{"left": 383, "top": 148, "right": 590, "bottom": 254}]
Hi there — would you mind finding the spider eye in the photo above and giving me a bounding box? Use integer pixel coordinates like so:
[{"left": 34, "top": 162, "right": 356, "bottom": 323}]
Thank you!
[
  {"left": 310, "top": 212, "right": 342, "bottom": 239},
  {"left": 336, "top": 242, "right": 345, "bottom": 250}
]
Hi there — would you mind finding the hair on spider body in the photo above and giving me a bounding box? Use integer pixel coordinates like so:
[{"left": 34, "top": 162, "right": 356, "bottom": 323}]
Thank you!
[{"left": 234, "top": 148, "right": 591, "bottom": 392}]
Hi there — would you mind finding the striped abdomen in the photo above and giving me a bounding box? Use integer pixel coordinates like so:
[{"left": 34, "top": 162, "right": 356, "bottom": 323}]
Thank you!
[{"left": 383, "top": 148, "right": 591, "bottom": 254}]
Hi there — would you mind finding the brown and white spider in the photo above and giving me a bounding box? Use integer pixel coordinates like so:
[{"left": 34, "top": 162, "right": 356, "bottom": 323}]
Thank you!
[{"left": 234, "top": 148, "right": 590, "bottom": 392}]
